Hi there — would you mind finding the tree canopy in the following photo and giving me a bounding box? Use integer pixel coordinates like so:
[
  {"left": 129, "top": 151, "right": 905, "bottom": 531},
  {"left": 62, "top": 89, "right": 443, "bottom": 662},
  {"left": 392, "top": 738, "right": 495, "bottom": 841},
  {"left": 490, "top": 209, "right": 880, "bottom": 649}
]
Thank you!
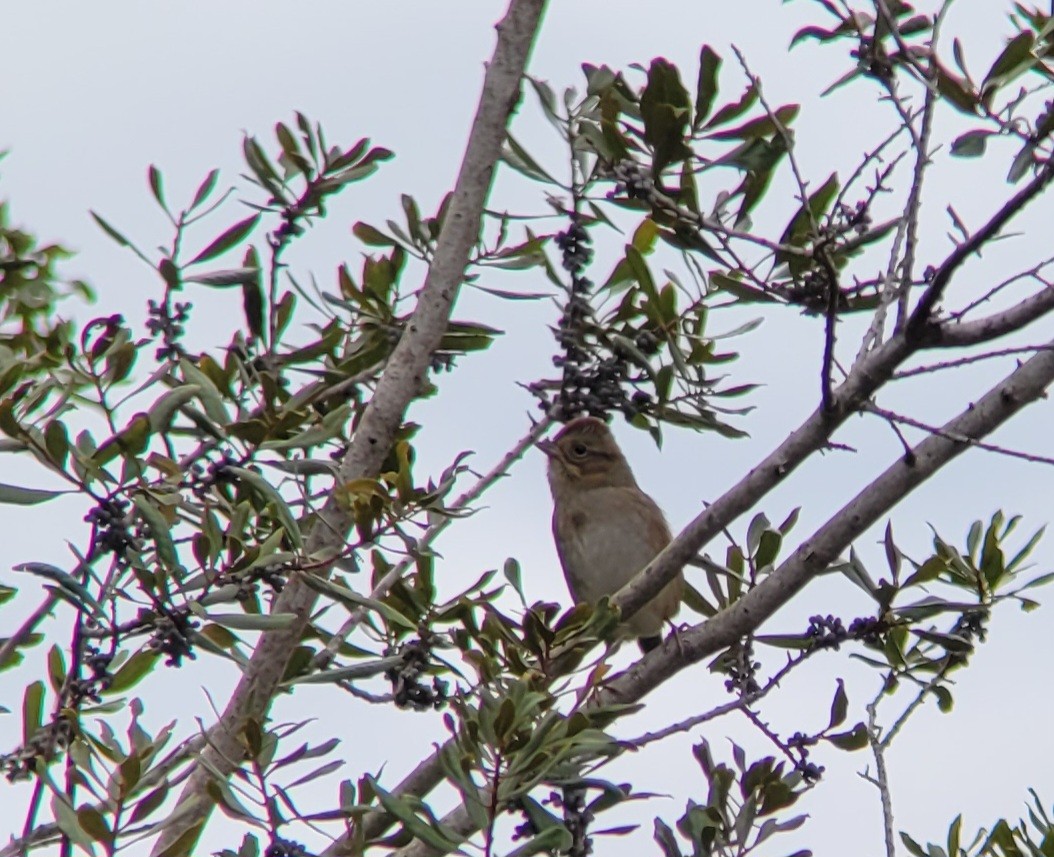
[{"left": 4, "top": 2, "right": 1054, "bottom": 856}]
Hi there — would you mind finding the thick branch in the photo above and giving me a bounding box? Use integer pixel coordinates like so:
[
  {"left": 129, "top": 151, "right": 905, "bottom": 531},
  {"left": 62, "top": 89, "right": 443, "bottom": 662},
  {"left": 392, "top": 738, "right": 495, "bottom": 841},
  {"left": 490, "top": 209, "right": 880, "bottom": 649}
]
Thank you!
[
  {"left": 605, "top": 339, "right": 1054, "bottom": 703},
  {"left": 149, "top": 2, "right": 548, "bottom": 853},
  {"left": 928, "top": 284, "right": 1054, "bottom": 346},
  {"left": 610, "top": 332, "right": 910, "bottom": 631}
]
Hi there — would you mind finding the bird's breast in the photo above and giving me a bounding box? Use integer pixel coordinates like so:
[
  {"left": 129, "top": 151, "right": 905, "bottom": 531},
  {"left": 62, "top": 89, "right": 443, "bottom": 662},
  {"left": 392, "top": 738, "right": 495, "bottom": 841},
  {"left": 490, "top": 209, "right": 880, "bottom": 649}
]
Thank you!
[{"left": 556, "top": 499, "right": 663, "bottom": 604}]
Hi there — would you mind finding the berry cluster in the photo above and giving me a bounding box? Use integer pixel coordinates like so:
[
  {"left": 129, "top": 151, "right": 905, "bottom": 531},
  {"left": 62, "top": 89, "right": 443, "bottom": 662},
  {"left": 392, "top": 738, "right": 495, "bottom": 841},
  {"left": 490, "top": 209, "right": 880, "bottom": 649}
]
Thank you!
[
  {"left": 786, "top": 731, "right": 826, "bottom": 782},
  {"left": 1, "top": 718, "right": 74, "bottom": 781},
  {"left": 85, "top": 498, "right": 134, "bottom": 560},
  {"left": 806, "top": 613, "right": 889, "bottom": 650},
  {"left": 785, "top": 201, "right": 873, "bottom": 314},
  {"left": 546, "top": 216, "right": 641, "bottom": 421},
  {"left": 507, "top": 797, "right": 537, "bottom": 842},
  {"left": 846, "top": 615, "right": 885, "bottom": 646},
  {"left": 510, "top": 788, "right": 596, "bottom": 856},
  {"left": 221, "top": 562, "right": 290, "bottom": 604},
  {"left": 805, "top": 614, "right": 849, "bottom": 650},
  {"left": 954, "top": 608, "right": 988, "bottom": 644},
  {"left": 146, "top": 298, "right": 192, "bottom": 362},
  {"left": 65, "top": 644, "right": 115, "bottom": 706},
  {"left": 722, "top": 638, "right": 761, "bottom": 696},
  {"left": 385, "top": 637, "right": 448, "bottom": 711},
  {"left": 430, "top": 352, "right": 455, "bottom": 373},
  {"left": 146, "top": 612, "right": 199, "bottom": 667},
  {"left": 264, "top": 838, "right": 314, "bottom": 857},
  {"left": 187, "top": 451, "right": 239, "bottom": 499},
  {"left": 608, "top": 159, "right": 655, "bottom": 201}
]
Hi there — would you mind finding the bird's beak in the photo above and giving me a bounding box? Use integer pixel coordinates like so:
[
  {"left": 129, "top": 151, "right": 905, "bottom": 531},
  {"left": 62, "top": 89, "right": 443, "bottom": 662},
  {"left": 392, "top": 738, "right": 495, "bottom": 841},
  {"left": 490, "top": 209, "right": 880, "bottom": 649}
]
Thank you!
[{"left": 536, "top": 439, "right": 557, "bottom": 459}]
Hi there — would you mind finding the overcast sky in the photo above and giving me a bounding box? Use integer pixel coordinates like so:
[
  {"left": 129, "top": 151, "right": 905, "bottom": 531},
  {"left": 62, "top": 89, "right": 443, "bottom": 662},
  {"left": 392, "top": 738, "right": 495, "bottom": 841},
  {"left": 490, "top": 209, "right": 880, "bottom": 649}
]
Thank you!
[{"left": 3, "top": 3, "right": 1053, "bottom": 856}]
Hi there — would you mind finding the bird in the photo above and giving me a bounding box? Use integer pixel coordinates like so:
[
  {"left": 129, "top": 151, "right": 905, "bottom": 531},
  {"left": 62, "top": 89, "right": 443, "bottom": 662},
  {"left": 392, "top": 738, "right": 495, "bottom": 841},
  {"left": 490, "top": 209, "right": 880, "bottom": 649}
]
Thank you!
[{"left": 539, "top": 416, "right": 683, "bottom": 653}]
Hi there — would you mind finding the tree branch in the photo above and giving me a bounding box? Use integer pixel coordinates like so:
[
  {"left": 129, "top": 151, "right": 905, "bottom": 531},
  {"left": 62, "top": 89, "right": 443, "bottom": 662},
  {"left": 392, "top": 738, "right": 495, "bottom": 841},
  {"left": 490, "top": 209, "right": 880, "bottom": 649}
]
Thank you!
[
  {"left": 605, "top": 338, "right": 1054, "bottom": 704},
  {"left": 927, "top": 283, "right": 1054, "bottom": 346},
  {"left": 906, "top": 160, "right": 1054, "bottom": 338},
  {"left": 149, "top": 2, "right": 548, "bottom": 852}
]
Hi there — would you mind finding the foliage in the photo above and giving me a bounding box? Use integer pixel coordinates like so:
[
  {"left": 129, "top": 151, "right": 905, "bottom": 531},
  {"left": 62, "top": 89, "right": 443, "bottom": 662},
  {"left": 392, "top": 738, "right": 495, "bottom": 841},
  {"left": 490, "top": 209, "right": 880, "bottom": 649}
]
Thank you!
[{"left": 4, "top": 2, "right": 1054, "bottom": 857}]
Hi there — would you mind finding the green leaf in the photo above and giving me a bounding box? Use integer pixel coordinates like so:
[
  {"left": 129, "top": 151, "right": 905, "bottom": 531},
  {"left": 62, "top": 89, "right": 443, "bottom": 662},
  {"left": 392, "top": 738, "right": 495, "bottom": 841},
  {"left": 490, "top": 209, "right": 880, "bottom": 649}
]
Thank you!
[
  {"left": 353, "top": 222, "right": 395, "bottom": 247},
  {"left": 47, "top": 645, "right": 66, "bottom": 694},
  {"left": 0, "top": 482, "right": 67, "bottom": 505},
  {"left": 702, "top": 85, "right": 758, "bottom": 130},
  {"left": 827, "top": 679, "right": 848, "bottom": 729},
  {"left": 148, "top": 164, "right": 167, "bottom": 213},
  {"left": 44, "top": 421, "right": 70, "bottom": 469},
  {"left": 1008, "top": 144, "right": 1035, "bottom": 183},
  {"left": 299, "top": 575, "right": 417, "bottom": 631},
  {"left": 777, "top": 172, "right": 839, "bottom": 270},
  {"left": 709, "top": 104, "right": 799, "bottom": 141},
  {"left": 276, "top": 121, "right": 312, "bottom": 175},
  {"left": 506, "top": 826, "right": 574, "bottom": 857},
  {"left": 640, "top": 58, "right": 691, "bottom": 174},
  {"left": 225, "top": 467, "right": 302, "bottom": 549},
  {"left": 826, "top": 722, "right": 867, "bottom": 751},
  {"left": 189, "top": 168, "right": 220, "bottom": 210},
  {"left": 92, "top": 414, "right": 152, "bottom": 466},
  {"left": 180, "top": 358, "right": 231, "bottom": 428},
  {"left": 207, "top": 612, "right": 298, "bottom": 631},
  {"left": 132, "top": 494, "right": 180, "bottom": 571},
  {"left": 23, "top": 680, "right": 44, "bottom": 743},
  {"left": 185, "top": 267, "right": 261, "bottom": 288},
  {"left": 188, "top": 215, "right": 261, "bottom": 265},
  {"left": 710, "top": 272, "right": 778, "bottom": 304},
  {"left": 911, "top": 628, "right": 973, "bottom": 654},
  {"left": 901, "top": 832, "right": 929, "bottom": 857},
  {"left": 950, "top": 129, "right": 990, "bottom": 157},
  {"left": 981, "top": 31, "right": 1036, "bottom": 100},
  {"left": 243, "top": 135, "right": 284, "bottom": 195},
  {"left": 935, "top": 66, "right": 979, "bottom": 116},
  {"left": 503, "top": 557, "right": 526, "bottom": 605},
  {"left": 368, "top": 777, "right": 463, "bottom": 852},
  {"left": 90, "top": 211, "right": 133, "bottom": 248},
  {"left": 147, "top": 385, "right": 201, "bottom": 432},
  {"left": 242, "top": 274, "right": 265, "bottom": 342},
  {"left": 694, "top": 45, "right": 722, "bottom": 126},
  {"left": 654, "top": 817, "right": 683, "bottom": 857},
  {"left": 129, "top": 784, "right": 170, "bottom": 824},
  {"left": 107, "top": 650, "right": 161, "bottom": 693},
  {"left": 14, "top": 563, "right": 106, "bottom": 618}
]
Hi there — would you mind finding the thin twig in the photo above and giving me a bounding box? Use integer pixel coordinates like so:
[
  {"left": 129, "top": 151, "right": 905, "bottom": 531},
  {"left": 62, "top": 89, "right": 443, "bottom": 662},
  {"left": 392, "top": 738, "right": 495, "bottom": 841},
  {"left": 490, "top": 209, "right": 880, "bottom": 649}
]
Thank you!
[
  {"left": 627, "top": 652, "right": 806, "bottom": 748},
  {"left": 739, "top": 706, "right": 802, "bottom": 771},
  {"left": 881, "top": 665, "right": 953, "bottom": 749},
  {"left": 865, "top": 699, "right": 897, "bottom": 857},
  {"left": 950, "top": 257, "right": 1054, "bottom": 322},
  {"left": 892, "top": 345, "right": 1054, "bottom": 378},
  {"left": 863, "top": 402, "right": 1054, "bottom": 466}
]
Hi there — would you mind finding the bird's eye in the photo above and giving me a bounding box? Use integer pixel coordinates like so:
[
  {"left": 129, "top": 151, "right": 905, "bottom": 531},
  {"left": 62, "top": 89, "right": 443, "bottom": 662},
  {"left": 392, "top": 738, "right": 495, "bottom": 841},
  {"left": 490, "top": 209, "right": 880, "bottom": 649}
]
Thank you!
[{"left": 570, "top": 443, "right": 589, "bottom": 458}]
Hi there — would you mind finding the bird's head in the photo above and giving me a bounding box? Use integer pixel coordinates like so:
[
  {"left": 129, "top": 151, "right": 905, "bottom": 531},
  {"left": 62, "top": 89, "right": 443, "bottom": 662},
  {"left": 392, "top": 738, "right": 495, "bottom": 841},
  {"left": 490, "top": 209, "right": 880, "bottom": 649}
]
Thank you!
[{"left": 539, "top": 417, "right": 638, "bottom": 497}]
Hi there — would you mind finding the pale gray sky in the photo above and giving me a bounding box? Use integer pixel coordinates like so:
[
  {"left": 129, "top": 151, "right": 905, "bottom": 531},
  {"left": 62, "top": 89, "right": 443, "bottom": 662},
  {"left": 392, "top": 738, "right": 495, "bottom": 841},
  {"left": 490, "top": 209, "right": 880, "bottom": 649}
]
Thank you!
[{"left": 3, "top": 3, "right": 1052, "bottom": 856}]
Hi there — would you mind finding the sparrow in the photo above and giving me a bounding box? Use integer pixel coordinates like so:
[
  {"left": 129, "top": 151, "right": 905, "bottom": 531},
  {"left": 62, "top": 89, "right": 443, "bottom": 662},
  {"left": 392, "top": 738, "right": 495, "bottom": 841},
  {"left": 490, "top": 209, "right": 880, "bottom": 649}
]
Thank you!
[{"left": 540, "top": 416, "right": 683, "bottom": 653}]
